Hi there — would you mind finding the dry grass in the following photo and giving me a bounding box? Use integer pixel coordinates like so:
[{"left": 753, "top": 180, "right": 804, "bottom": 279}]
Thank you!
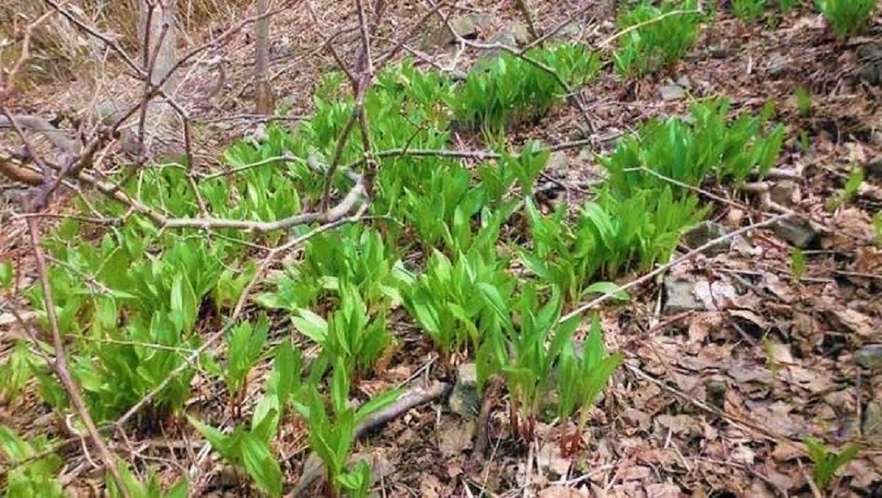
[{"left": 0, "top": 0, "right": 252, "bottom": 93}]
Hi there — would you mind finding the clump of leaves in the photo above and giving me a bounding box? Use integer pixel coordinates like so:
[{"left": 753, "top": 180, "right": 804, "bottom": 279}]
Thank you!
[
  {"left": 815, "top": 0, "right": 876, "bottom": 38},
  {"left": 105, "top": 461, "right": 188, "bottom": 498},
  {"left": 223, "top": 315, "right": 270, "bottom": 418},
  {"left": 476, "top": 285, "right": 622, "bottom": 444},
  {"left": 189, "top": 341, "right": 301, "bottom": 497},
  {"left": 731, "top": 0, "right": 767, "bottom": 21},
  {"left": 294, "top": 359, "right": 401, "bottom": 498},
  {"left": 803, "top": 436, "right": 861, "bottom": 490},
  {"left": 400, "top": 248, "right": 515, "bottom": 361},
  {"left": 614, "top": 0, "right": 703, "bottom": 77},
  {"left": 0, "top": 427, "right": 64, "bottom": 497},
  {"left": 520, "top": 188, "right": 701, "bottom": 302},
  {"left": 448, "top": 43, "right": 601, "bottom": 134},
  {"left": 601, "top": 98, "right": 784, "bottom": 198},
  {"left": 556, "top": 316, "right": 623, "bottom": 455},
  {"left": 825, "top": 166, "right": 864, "bottom": 211},
  {"left": 292, "top": 282, "right": 393, "bottom": 382}
]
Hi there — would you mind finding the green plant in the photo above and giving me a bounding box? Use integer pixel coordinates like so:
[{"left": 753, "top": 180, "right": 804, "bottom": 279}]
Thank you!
[
  {"left": 400, "top": 247, "right": 515, "bottom": 360},
  {"left": 448, "top": 43, "right": 600, "bottom": 134},
  {"left": 803, "top": 436, "right": 860, "bottom": 490},
  {"left": 796, "top": 85, "right": 812, "bottom": 117},
  {"left": 0, "top": 260, "right": 11, "bottom": 289},
  {"left": 826, "top": 166, "right": 864, "bottom": 210},
  {"left": 0, "top": 427, "right": 64, "bottom": 497},
  {"left": 292, "top": 282, "right": 393, "bottom": 381},
  {"left": 789, "top": 248, "right": 807, "bottom": 280},
  {"left": 777, "top": 0, "right": 801, "bottom": 11},
  {"left": 555, "top": 316, "right": 623, "bottom": 455},
  {"left": 0, "top": 341, "right": 36, "bottom": 404},
  {"left": 477, "top": 286, "right": 622, "bottom": 444},
  {"left": 105, "top": 462, "right": 188, "bottom": 498},
  {"left": 189, "top": 341, "right": 301, "bottom": 497},
  {"left": 602, "top": 99, "right": 784, "bottom": 197},
  {"left": 481, "top": 284, "right": 581, "bottom": 439},
  {"left": 520, "top": 189, "right": 698, "bottom": 302},
  {"left": 732, "top": 0, "right": 767, "bottom": 21},
  {"left": 224, "top": 314, "right": 270, "bottom": 417},
  {"left": 815, "top": 0, "right": 876, "bottom": 37},
  {"left": 614, "top": 0, "right": 702, "bottom": 77},
  {"left": 259, "top": 226, "right": 407, "bottom": 313},
  {"left": 294, "top": 358, "right": 401, "bottom": 498}
]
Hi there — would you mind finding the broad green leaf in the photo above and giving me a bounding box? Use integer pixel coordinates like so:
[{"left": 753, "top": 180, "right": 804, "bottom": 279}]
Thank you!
[{"left": 241, "top": 432, "right": 283, "bottom": 497}]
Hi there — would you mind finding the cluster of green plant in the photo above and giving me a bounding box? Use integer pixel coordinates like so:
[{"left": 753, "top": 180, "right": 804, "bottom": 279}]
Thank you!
[
  {"left": 191, "top": 340, "right": 302, "bottom": 496},
  {"left": 292, "top": 282, "right": 393, "bottom": 382},
  {"left": 731, "top": 0, "right": 768, "bottom": 21},
  {"left": 475, "top": 284, "right": 623, "bottom": 447},
  {"left": 826, "top": 166, "right": 864, "bottom": 211},
  {"left": 519, "top": 190, "right": 701, "bottom": 302},
  {"left": 294, "top": 359, "right": 402, "bottom": 498},
  {"left": 400, "top": 247, "right": 515, "bottom": 359},
  {"left": 803, "top": 436, "right": 860, "bottom": 491},
  {"left": 613, "top": 0, "right": 703, "bottom": 77},
  {"left": 601, "top": 98, "right": 785, "bottom": 197},
  {"left": 0, "top": 427, "right": 64, "bottom": 497},
  {"left": 1, "top": 30, "right": 795, "bottom": 496},
  {"left": 815, "top": 0, "right": 876, "bottom": 37},
  {"left": 449, "top": 44, "right": 601, "bottom": 134}
]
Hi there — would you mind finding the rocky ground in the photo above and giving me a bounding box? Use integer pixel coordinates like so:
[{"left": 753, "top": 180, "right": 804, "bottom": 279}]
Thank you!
[{"left": 2, "top": 1, "right": 882, "bottom": 496}]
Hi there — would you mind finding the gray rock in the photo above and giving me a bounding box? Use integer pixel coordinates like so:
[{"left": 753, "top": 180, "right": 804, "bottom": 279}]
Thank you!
[
  {"left": 663, "top": 278, "right": 706, "bottom": 314},
  {"left": 863, "top": 401, "right": 882, "bottom": 439},
  {"left": 448, "top": 15, "right": 479, "bottom": 41},
  {"left": 681, "top": 221, "right": 731, "bottom": 256},
  {"left": 855, "top": 344, "right": 882, "bottom": 370},
  {"left": 447, "top": 362, "right": 480, "bottom": 419},
  {"left": 770, "top": 180, "right": 800, "bottom": 206},
  {"left": 773, "top": 218, "right": 819, "bottom": 248},
  {"left": 659, "top": 84, "right": 686, "bottom": 101},
  {"left": 766, "top": 52, "right": 790, "bottom": 78},
  {"left": 512, "top": 22, "right": 533, "bottom": 46},
  {"left": 867, "top": 156, "right": 882, "bottom": 179}
]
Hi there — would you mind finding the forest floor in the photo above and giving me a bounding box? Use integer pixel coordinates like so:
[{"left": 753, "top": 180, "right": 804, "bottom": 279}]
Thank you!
[{"left": 1, "top": 1, "right": 882, "bottom": 497}]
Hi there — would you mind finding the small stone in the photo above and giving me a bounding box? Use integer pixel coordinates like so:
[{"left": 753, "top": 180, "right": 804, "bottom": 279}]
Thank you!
[
  {"left": 448, "top": 15, "right": 479, "bottom": 41},
  {"left": 773, "top": 218, "right": 819, "bottom": 248},
  {"left": 770, "top": 180, "right": 800, "bottom": 206},
  {"left": 867, "top": 156, "right": 882, "bottom": 179},
  {"left": 705, "top": 377, "right": 728, "bottom": 410},
  {"left": 663, "top": 278, "right": 706, "bottom": 314},
  {"left": 512, "top": 22, "right": 533, "bottom": 46},
  {"left": 659, "top": 84, "right": 686, "bottom": 101},
  {"left": 766, "top": 52, "right": 790, "bottom": 78},
  {"left": 681, "top": 221, "right": 731, "bottom": 256},
  {"left": 447, "top": 362, "right": 480, "bottom": 419},
  {"left": 855, "top": 344, "right": 882, "bottom": 370}
]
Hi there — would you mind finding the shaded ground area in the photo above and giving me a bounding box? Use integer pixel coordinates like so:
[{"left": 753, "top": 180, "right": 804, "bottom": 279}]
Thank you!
[{"left": 1, "top": 1, "right": 881, "bottom": 497}]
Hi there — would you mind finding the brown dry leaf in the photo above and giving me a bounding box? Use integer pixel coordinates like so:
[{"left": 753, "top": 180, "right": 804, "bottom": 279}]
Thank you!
[
  {"left": 784, "top": 365, "right": 835, "bottom": 394},
  {"left": 654, "top": 414, "right": 703, "bottom": 438},
  {"left": 728, "top": 309, "right": 770, "bottom": 330},
  {"left": 436, "top": 420, "right": 474, "bottom": 457},
  {"left": 825, "top": 306, "right": 875, "bottom": 337},
  {"left": 536, "top": 441, "right": 572, "bottom": 478},
  {"left": 618, "top": 463, "right": 652, "bottom": 481},
  {"left": 853, "top": 246, "right": 882, "bottom": 274},
  {"left": 538, "top": 485, "right": 590, "bottom": 498},
  {"left": 764, "top": 341, "right": 795, "bottom": 365},
  {"left": 419, "top": 473, "right": 443, "bottom": 498},
  {"left": 645, "top": 483, "right": 683, "bottom": 498}
]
